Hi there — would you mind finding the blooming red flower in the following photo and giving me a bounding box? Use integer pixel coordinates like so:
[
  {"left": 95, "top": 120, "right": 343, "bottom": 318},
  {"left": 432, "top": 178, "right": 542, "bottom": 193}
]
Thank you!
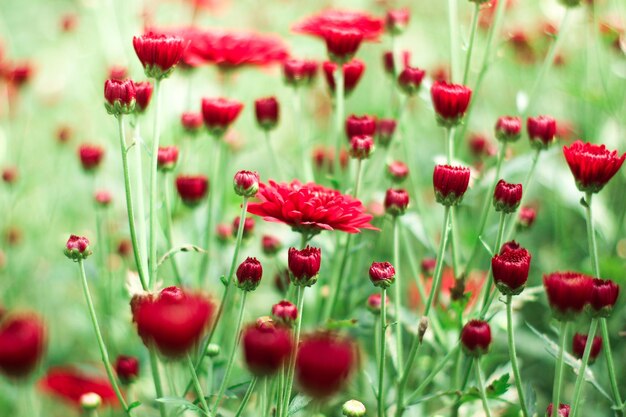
[
  {"left": 493, "top": 180, "right": 522, "bottom": 213},
  {"left": 114, "top": 355, "right": 139, "bottom": 384},
  {"left": 271, "top": 300, "right": 298, "bottom": 327},
  {"left": 175, "top": 175, "right": 209, "bottom": 207},
  {"left": 461, "top": 320, "right": 491, "bottom": 356},
  {"left": 543, "top": 272, "right": 594, "bottom": 321},
  {"left": 562, "top": 140, "right": 625, "bottom": 194},
  {"left": 369, "top": 261, "right": 396, "bottom": 288},
  {"left": 572, "top": 333, "right": 602, "bottom": 364},
  {"left": 133, "top": 32, "right": 187, "bottom": 79},
  {"left": 293, "top": 10, "right": 384, "bottom": 41},
  {"left": 242, "top": 322, "right": 293, "bottom": 376},
  {"left": 131, "top": 286, "right": 213, "bottom": 358},
  {"left": 384, "top": 188, "right": 409, "bottom": 216},
  {"left": 589, "top": 278, "right": 620, "bottom": 317},
  {"left": 322, "top": 59, "right": 365, "bottom": 96},
  {"left": 40, "top": 367, "right": 118, "bottom": 407},
  {"left": 398, "top": 66, "right": 426, "bottom": 95},
  {"left": 283, "top": 59, "right": 318, "bottom": 87},
  {"left": 288, "top": 246, "right": 322, "bottom": 287},
  {"left": 430, "top": 81, "right": 472, "bottom": 127},
  {"left": 295, "top": 332, "right": 357, "bottom": 398},
  {"left": 78, "top": 144, "right": 105, "bottom": 172},
  {"left": 527, "top": 115, "right": 557, "bottom": 150},
  {"left": 346, "top": 114, "right": 376, "bottom": 139},
  {"left": 0, "top": 314, "right": 46, "bottom": 378},
  {"left": 133, "top": 81, "right": 153, "bottom": 112},
  {"left": 495, "top": 116, "right": 522, "bottom": 142},
  {"left": 433, "top": 165, "right": 471, "bottom": 206},
  {"left": 104, "top": 79, "right": 136, "bottom": 115},
  {"left": 255, "top": 97, "right": 279, "bottom": 131},
  {"left": 377, "top": 118, "right": 397, "bottom": 147},
  {"left": 201, "top": 97, "right": 244, "bottom": 137},
  {"left": 247, "top": 180, "right": 375, "bottom": 234},
  {"left": 491, "top": 242, "right": 531, "bottom": 295},
  {"left": 157, "top": 146, "right": 179, "bottom": 172}
]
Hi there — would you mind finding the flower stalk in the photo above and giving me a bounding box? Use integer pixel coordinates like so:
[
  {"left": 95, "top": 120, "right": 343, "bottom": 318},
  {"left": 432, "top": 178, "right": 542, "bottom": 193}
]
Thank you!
[
  {"left": 377, "top": 287, "right": 388, "bottom": 417},
  {"left": 550, "top": 321, "right": 569, "bottom": 417},
  {"left": 148, "top": 79, "right": 162, "bottom": 290},
  {"left": 475, "top": 358, "right": 492, "bottom": 417},
  {"left": 505, "top": 295, "right": 529, "bottom": 417}
]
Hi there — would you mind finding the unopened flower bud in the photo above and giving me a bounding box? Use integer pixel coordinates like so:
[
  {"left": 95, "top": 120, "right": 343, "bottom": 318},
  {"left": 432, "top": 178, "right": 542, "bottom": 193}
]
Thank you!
[
  {"left": 342, "top": 399, "right": 366, "bottom": 417},
  {"left": 64, "top": 235, "right": 92, "bottom": 261}
]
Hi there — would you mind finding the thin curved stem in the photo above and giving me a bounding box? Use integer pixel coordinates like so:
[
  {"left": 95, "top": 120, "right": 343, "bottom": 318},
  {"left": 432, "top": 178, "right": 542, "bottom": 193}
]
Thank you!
[
  {"left": 234, "top": 378, "right": 258, "bottom": 417},
  {"left": 475, "top": 358, "right": 493, "bottom": 417},
  {"left": 148, "top": 79, "right": 162, "bottom": 291},
  {"left": 132, "top": 119, "right": 149, "bottom": 282},
  {"left": 447, "top": 0, "right": 460, "bottom": 82},
  {"left": 162, "top": 172, "right": 183, "bottom": 286},
  {"left": 377, "top": 287, "right": 388, "bottom": 417},
  {"left": 264, "top": 130, "right": 285, "bottom": 181},
  {"left": 406, "top": 344, "right": 459, "bottom": 403},
  {"left": 504, "top": 148, "right": 541, "bottom": 242},
  {"left": 506, "top": 295, "right": 529, "bottom": 417},
  {"left": 392, "top": 217, "right": 404, "bottom": 369},
  {"left": 600, "top": 318, "right": 624, "bottom": 416},
  {"left": 186, "top": 354, "right": 210, "bottom": 414},
  {"left": 584, "top": 193, "right": 600, "bottom": 277},
  {"left": 282, "top": 286, "right": 305, "bottom": 416},
  {"left": 550, "top": 321, "right": 569, "bottom": 417},
  {"left": 462, "top": 3, "right": 480, "bottom": 86},
  {"left": 570, "top": 318, "right": 598, "bottom": 417},
  {"left": 148, "top": 349, "right": 166, "bottom": 417},
  {"left": 333, "top": 64, "right": 345, "bottom": 185}
]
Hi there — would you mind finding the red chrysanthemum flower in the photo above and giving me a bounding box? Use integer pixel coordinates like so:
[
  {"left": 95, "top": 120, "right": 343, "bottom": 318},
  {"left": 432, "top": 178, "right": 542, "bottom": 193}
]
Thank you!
[
  {"left": 543, "top": 272, "right": 594, "bottom": 321},
  {"left": 133, "top": 32, "right": 188, "bottom": 79},
  {"left": 293, "top": 10, "right": 384, "bottom": 41},
  {"left": 39, "top": 367, "right": 118, "bottom": 407},
  {"left": 562, "top": 140, "right": 625, "bottom": 194},
  {"left": 247, "top": 180, "right": 376, "bottom": 235}
]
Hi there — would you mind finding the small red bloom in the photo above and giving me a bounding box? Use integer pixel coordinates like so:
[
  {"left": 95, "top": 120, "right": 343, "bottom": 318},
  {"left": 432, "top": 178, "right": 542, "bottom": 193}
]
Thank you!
[
  {"left": 387, "top": 161, "right": 409, "bottom": 183},
  {"left": 261, "top": 235, "right": 282, "bottom": 256},
  {"left": 114, "top": 355, "right": 139, "bottom": 384},
  {"left": 493, "top": 180, "right": 522, "bottom": 213},
  {"left": 572, "top": 333, "right": 602, "bottom": 364},
  {"left": 589, "top": 278, "right": 619, "bottom": 317},
  {"left": 104, "top": 79, "right": 136, "bottom": 115},
  {"left": 236, "top": 257, "right": 263, "bottom": 291},
  {"left": 491, "top": 242, "right": 531, "bottom": 295},
  {"left": 108, "top": 66, "right": 127, "bottom": 80},
  {"left": 349, "top": 135, "right": 374, "bottom": 159},
  {"left": 543, "top": 272, "right": 594, "bottom": 321},
  {"left": 367, "top": 293, "right": 390, "bottom": 314},
  {"left": 433, "top": 165, "right": 471, "bottom": 206},
  {"left": 64, "top": 235, "right": 92, "bottom": 261},
  {"left": 216, "top": 224, "right": 233, "bottom": 244},
  {"left": 157, "top": 146, "right": 179, "bottom": 172},
  {"left": 369, "top": 261, "right": 396, "bottom": 288},
  {"left": 377, "top": 118, "right": 397, "bottom": 147},
  {"left": 78, "top": 144, "right": 105, "bottom": 172},
  {"left": 430, "top": 81, "right": 472, "bottom": 127},
  {"left": 247, "top": 180, "right": 376, "bottom": 234},
  {"left": 384, "top": 188, "right": 409, "bottom": 216},
  {"left": 386, "top": 9, "right": 410, "bottom": 35},
  {"left": 293, "top": 10, "right": 384, "bottom": 41},
  {"left": 460, "top": 320, "right": 491, "bottom": 356},
  {"left": 94, "top": 190, "right": 113, "bottom": 207},
  {"left": 0, "top": 314, "right": 46, "bottom": 378},
  {"left": 181, "top": 112, "right": 204, "bottom": 134},
  {"left": 133, "top": 81, "right": 153, "bottom": 112},
  {"left": 131, "top": 286, "right": 213, "bottom": 358},
  {"left": 546, "top": 403, "right": 570, "bottom": 417},
  {"left": 255, "top": 97, "right": 279, "bottom": 131},
  {"left": 271, "top": 300, "right": 298, "bottom": 327},
  {"left": 283, "top": 59, "right": 318, "bottom": 87},
  {"left": 398, "top": 66, "right": 426, "bottom": 95},
  {"left": 382, "top": 50, "right": 411, "bottom": 76},
  {"left": 562, "top": 140, "right": 625, "bottom": 194},
  {"left": 346, "top": 114, "right": 376, "bottom": 139},
  {"left": 2, "top": 167, "right": 18, "bottom": 184},
  {"left": 288, "top": 246, "right": 322, "bottom": 287},
  {"left": 295, "top": 332, "right": 357, "bottom": 399},
  {"left": 242, "top": 322, "right": 293, "bottom": 377},
  {"left": 527, "top": 115, "right": 557, "bottom": 150},
  {"left": 518, "top": 206, "right": 537, "bottom": 230},
  {"left": 201, "top": 97, "right": 244, "bottom": 137},
  {"left": 495, "top": 116, "right": 522, "bottom": 142},
  {"left": 421, "top": 258, "right": 437, "bottom": 276},
  {"left": 40, "top": 367, "right": 118, "bottom": 407},
  {"left": 469, "top": 133, "right": 496, "bottom": 159},
  {"left": 322, "top": 59, "right": 365, "bottom": 96},
  {"left": 175, "top": 175, "right": 208, "bottom": 207},
  {"left": 232, "top": 216, "right": 255, "bottom": 239},
  {"left": 133, "top": 32, "right": 187, "bottom": 79},
  {"left": 234, "top": 170, "right": 260, "bottom": 198}
]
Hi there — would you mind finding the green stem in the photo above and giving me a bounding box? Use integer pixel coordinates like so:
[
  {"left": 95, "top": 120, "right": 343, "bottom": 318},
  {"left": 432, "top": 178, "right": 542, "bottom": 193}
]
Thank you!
[
  {"left": 234, "top": 377, "right": 258, "bottom": 417},
  {"left": 211, "top": 291, "right": 248, "bottom": 415},
  {"left": 162, "top": 172, "right": 183, "bottom": 286},
  {"left": 479, "top": 211, "right": 506, "bottom": 315},
  {"left": 148, "top": 348, "right": 166, "bottom": 417},
  {"left": 293, "top": 88, "right": 313, "bottom": 182},
  {"left": 262, "top": 378, "right": 269, "bottom": 417},
  {"left": 406, "top": 345, "right": 459, "bottom": 403},
  {"left": 186, "top": 354, "right": 210, "bottom": 414},
  {"left": 551, "top": 321, "right": 569, "bottom": 417},
  {"left": 333, "top": 64, "right": 345, "bottom": 184},
  {"left": 445, "top": 127, "right": 461, "bottom": 282},
  {"left": 132, "top": 119, "right": 149, "bottom": 283},
  {"left": 392, "top": 217, "right": 404, "bottom": 370},
  {"left": 475, "top": 358, "right": 493, "bottom": 417},
  {"left": 117, "top": 116, "right": 148, "bottom": 290},
  {"left": 183, "top": 197, "right": 249, "bottom": 396},
  {"left": 377, "top": 288, "right": 388, "bottom": 417},
  {"left": 462, "top": 3, "right": 480, "bottom": 86},
  {"left": 282, "top": 286, "right": 305, "bottom": 416},
  {"left": 395, "top": 207, "right": 451, "bottom": 417},
  {"left": 148, "top": 79, "right": 162, "bottom": 291},
  {"left": 506, "top": 295, "right": 529, "bottom": 417},
  {"left": 600, "top": 318, "right": 624, "bottom": 416},
  {"left": 447, "top": 0, "right": 460, "bottom": 82},
  {"left": 584, "top": 192, "right": 600, "bottom": 277},
  {"left": 276, "top": 366, "right": 285, "bottom": 417},
  {"left": 264, "top": 129, "right": 285, "bottom": 181},
  {"left": 323, "top": 233, "right": 352, "bottom": 320},
  {"left": 504, "top": 148, "right": 541, "bottom": 242},
  {"left": 77, "top": 260, "right": 131, "bottom": 415},
  {"left": 570, "top": 318, "right": 599, "bottom": 417},
  {"left": 353, "top": 159, "right": 364, "bottom": 199}
]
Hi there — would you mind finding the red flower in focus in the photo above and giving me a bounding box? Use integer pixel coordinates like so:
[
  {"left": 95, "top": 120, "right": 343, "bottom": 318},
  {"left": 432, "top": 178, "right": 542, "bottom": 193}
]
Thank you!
[
  {"left": 322, "top": 59, "right": 365, "bottom": 96},
  {"left": 242, "top": 322, "right": 293, "bottom": 377},
  {"left": 527, "top": 115, "right": 557, "bottom": 150},
  {"left": 133, "top": 32, "right": 188, "bottom": 79},
  {"left": 293, "top": 10, "right": 384, "bottom": 41},
  {"left": 248, "top": 180, "right": 376, "bottom": 234},
  {"left": 0, "top": 314, "right": 46, "bottom": 378},
  {"left": 562, "top": 140, "right": 625, "bottom": 194},
  {"left": 430, "top": 81, "right": 472, "bottom": 127},
  {"left": 461, "top": 320, "right": 492, "bottom": 356},
  {"left": 295, "top": 332, "right": 357, "bottom": 399},
  {"left": 493, "top": 180, "right": 522, "bottom": 213},
  {"left": 543, "top": 272, "right": 594, "bottom": 321},
  {"left": 131, "top": 286, "right": 213, "bottom": 358},
  {"left": 78, "top": 144, "right": 105, "bottom": 172},
  {"left": 491, "top": 242, "right": 531, "bottom": 295},
  {"left": 40, "top": 367, "right": 118, "bottom": 407},
  {"left": 433, "top": 164, "right": 471, "bottom": 206}
]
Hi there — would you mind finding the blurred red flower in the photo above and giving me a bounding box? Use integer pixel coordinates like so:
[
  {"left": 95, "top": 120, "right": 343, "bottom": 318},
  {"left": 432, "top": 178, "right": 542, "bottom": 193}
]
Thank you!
[
  {"left": 293, "top": 10, "right": 384, "bottom": 41},
  {"left": 40, "top": 367, "right": 118, "bottom": 407}
]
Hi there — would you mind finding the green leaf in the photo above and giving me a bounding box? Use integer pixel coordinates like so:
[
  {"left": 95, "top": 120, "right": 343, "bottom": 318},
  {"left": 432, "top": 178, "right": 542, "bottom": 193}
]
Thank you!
[
  {"left": 220, "top": 275, "right": 228, "bottom": 286},
  {"left": 287, "top": 394, "right": 312, "bottom": 416},
  {"left": 524, "top": 382, "right": 537, "bottom": 417},
  {"left": 127, "top": 401, "right": 142, "bottom": 411},
  {"left": 155, "top": 397, "right": 208, "bottom": 416},
  {"left": 487, "top": 373, "right": 511, "bottom": 397}
]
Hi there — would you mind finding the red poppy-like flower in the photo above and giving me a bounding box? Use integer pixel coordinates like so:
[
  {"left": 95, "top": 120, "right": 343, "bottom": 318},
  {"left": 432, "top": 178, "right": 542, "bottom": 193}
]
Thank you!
[
  {"left": 283, "top": 59, "right": 318, "bottom": 87},
  {"left": 546, "top": 403, "right": 570, "bottom": 417},
  {"left": 382, "top": 50, "right": 411, "bottom": 76},
  {"left": 543, "top": 272, "right": 594, "bottom": 321},
  {"left": 114, "top": 355, "right": 139, "bottom": 384},
  {"left": 271, "top": 300, "right": 298, "bottom": 327},
  {"left": 493, "top": 180, "right": 522, "bottom": 213},
  {"left": 247, "top": 180, "right": 376, "bottom": 234},
  {"left": 589, "top": 278, "right": 620, "bottom": 317},
  {"left": 461, "top": 320, "right": 491, "bottom": 356},
  {"left": 377, "top": 118, "right": 397, "bottom": 147},
  {"left": 398, "top": 66, "right": 426, "bottom": 95},
  {"left": 201, "top": 97, "right": 244, "bottom": 137},
  {"left": 131, "top": 286, "right": 213, "bottom": 358},
  {"left": 293, "top": 10, "right": 384, "bottom": 41},
  {"left": 572, "top": 333, "right": 602, "bottom": 364},
  {"left": 39, "top": 367, "right": 117, "bottom": 407},
  {"left": 236, "top": 257, "right": 263, "bottom": 291},
  {"left": 430, "top": 81, "right": 472, "bottom": 127},
  {"left": 157, "top": 146, "right": 179, "bottom": 172},
  {"left": 491, "top": 242, "right": 531, "bottom": 295},
  {"left": 433, "top": 165, "right": 471, "bottom": 206},
  {"left": 349, "top": 135, "right": 374, "bottom": 159},
  {"left": 288, "top": 246, "right": 322, "bottom": 287},
  {"left": 104, "top": 79, "right": 136, "bottom": 115},
  {"left": 175, "top": 175, "right": 208, "bottom": 207},
  {"left": 133, "top": 32, "right": 187, "bottom": 79},
  {"left": 242, "top": 322, "right": 293, "bottom": 376},
  {"left": 346, "top": 114, "right": 376, "bottom": 139},
  {"left": 181, "top": 112, "right": 204, "bottom": 134},
  {"left": 527, "top": 115, "right": 557, "bottom": 150},
  {"left": 384, "top": 188, "right": 409, "bottom": 216},
  {"left": 0, "top": 314, "right": 46, "bottom": 378},
  {"left": 369, "top": 261, "right": 396, "bottom": 288},
  {"left": 495, "top": 116, "right": 522, "bottom": 142},
  {"left": 295, "top": 332, "right": 357, "bottom": 399},
  {"left": 322, "top": 59, "right": 366, "bottom": 96},
  {"left": 386, "top": 9, "right": 410, "bottom": 35},
  {"left": 78, "top": 144, "right": 105, "bottom": 172},
  {"left": 562, "top": 140, "right": 625, "bottom": 194},
  {"left": 387, "top": 161, "right": 409, "bottom": 183},
  {"left": 255, "top": 97, "right": 279, "bottom": 131},
  {"left": 261, "top": 234, "right": 282, "bottom": 256},
  {"left": 133, "top": 81, "right": 153, "bottom": 112}
]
